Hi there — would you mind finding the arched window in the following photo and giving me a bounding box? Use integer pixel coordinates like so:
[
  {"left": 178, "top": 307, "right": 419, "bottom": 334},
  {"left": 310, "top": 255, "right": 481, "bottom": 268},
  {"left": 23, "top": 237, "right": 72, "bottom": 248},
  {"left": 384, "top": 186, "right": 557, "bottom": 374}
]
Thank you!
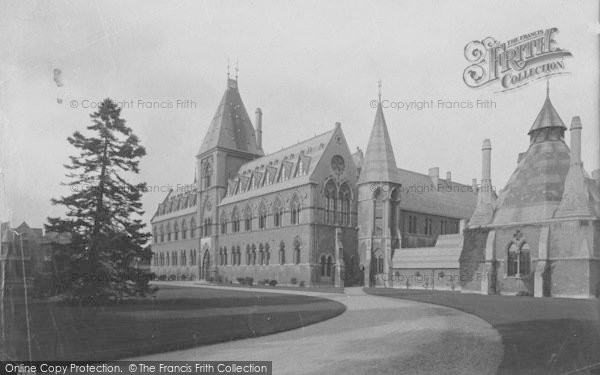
[
  {"left": 232, "top": 208, "right": 240, "bottom": 233},
  {"left": 279, "top": 241, "right": 286, "bottom": 265},
  {"left": 174, "top": 221, "right": 179, "bottom": 241},
  {"left": 166, "top": 251, "right": 170, "bottom": 266},
  {"left": 221, "top": 214, "right": 227, "bottom": 234},
  {"left": 507, "top": 241, "right": 531, "bottom": 276},
  {"left": 172, "top": 251, "right": 177, "bottom": 266},
  {"left": 246, "top": 245, "right": 251, "bottom": 265},
  {"left": 223, "top": 247, "right": 228, "bottom": 266},
  {"left": 181, "top": 250, "right": 186, "bottom": 265},
  {"left": 251, "top": 244, "right": 257, "bottom": 265},
  {"left": 153, "top": 227, "right": 158, "bottom": 244},
  {"left": 273, "top": 199, "right": 283, "bottom": 227},
  {"left": 203, "top": 162, "right": 212, "bottom": 189},
  {"left": 190, "top": 217, "right": 196, "bottom": 238},
  {"left": 166, "top": 222, "right": 172, "bottom": 241},
  {"left": 293, "top": 237, "right": 301, "bottom": 264},
  {"left": 160, "top": 224, "right": 164, "bottom": 242},
  {"left": 326, "top": 255, "right": 333, "bottom": 277},
  {"left": 160, "top": 253, "right": 164, "bottom": 266},
  {"left": 258, "top": 204, "right": 267, "bottom": 229},
  {"left": 325, "top": 180, "right": 337, "bottom": 224},
  {"left": 265, "top": 244, "right": 270, "bottom": 265},
  {"left": 291, "top": 196, "right": 301, "bottom": 225},
  {"left": 339, "top": 183, "right": 351, "bottom": 226},
  {"left": 236, "top": 246, "right": 241, "bottom": 265},
  {"left": 320, "top": 255, "right": 326, "bottom": 276},
  {"left": 259, "top": 243, "right": 264, "bottom": 265},
  {"left": 181, "top": 219, "right": 187, "bottom": 239},
  {"left": 244, "top": 205, "right": 252, "bottom": 231}
]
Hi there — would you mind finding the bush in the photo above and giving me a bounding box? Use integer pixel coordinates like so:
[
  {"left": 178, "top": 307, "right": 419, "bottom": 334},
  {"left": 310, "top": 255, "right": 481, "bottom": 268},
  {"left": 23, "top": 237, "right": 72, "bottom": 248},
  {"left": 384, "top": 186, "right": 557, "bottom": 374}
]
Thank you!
[
  {"left": 207, "top": 276, "right": 215, "bottom": 283},
  {"left": 237, "top": 277, "right": 245, "bottom": 285},
  {"left": 290, "top": 277, "right": 298, "bottom": 285},
  {"left": 299, "top": 281, "right": 305, "bottom": 287},
  {"left": 158, "top": 275, "right": 167, "bottom": 281},
  {"left": 516, "top": 290, "right": 532, "bottom": 297},
  {"left": 244, "top": 277, "right": 254, "bottom": 286},
  {"left": 269, "top": 280, "right": 278, "bottom": 287}
]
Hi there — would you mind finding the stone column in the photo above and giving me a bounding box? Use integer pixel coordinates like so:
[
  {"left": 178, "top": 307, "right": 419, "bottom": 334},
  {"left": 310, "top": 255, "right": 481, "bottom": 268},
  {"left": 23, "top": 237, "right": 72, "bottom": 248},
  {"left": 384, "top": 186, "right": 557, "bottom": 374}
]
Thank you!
[{"left": 334, "top": 228, "right": 344, "bottom": 288}]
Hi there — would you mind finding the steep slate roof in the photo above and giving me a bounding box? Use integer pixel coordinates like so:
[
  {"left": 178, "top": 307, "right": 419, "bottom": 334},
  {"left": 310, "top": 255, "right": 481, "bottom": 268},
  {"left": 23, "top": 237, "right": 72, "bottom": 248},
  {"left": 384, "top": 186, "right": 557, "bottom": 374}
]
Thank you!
[
  {"left": 492, "top": 94, "right": 573, "bottom": 224},
  {"left": 198, "top": 78, "right": 264, "bottom": 156},
  {"left": 220, "top": 129, "right": 337, "bottom": 206},
  {"left": 358, "top": 102, "right": 399, "bottom": 183},
  {"left": 395, "top": 168, "right": 477, "bottom": 219},
  {"left": 392, "top": 233, "right": 463, "bottom": 269},
  {"left": 527, "top": 94, "right": 567, "bottom": 135}
]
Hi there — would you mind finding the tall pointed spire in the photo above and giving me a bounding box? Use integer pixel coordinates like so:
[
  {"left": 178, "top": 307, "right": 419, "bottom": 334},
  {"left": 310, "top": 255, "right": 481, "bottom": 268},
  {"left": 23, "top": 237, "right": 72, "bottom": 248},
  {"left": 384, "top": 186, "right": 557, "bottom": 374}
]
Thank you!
[
  {"left": 358, "top": 81, "right": 399, "bottom": 184},
  {"left": 528, "top": 81, "right": 567, "bottom": 140},
  {"left": 198, "top": 72, "right": 263, "bottom": 156}
]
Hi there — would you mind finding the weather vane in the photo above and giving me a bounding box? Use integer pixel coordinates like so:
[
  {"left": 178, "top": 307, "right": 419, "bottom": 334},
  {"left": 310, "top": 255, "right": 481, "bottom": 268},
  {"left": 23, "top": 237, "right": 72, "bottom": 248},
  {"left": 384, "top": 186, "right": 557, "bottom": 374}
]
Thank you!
[{"left": 378, "top": 79, "right": 382, "bottom": 103}]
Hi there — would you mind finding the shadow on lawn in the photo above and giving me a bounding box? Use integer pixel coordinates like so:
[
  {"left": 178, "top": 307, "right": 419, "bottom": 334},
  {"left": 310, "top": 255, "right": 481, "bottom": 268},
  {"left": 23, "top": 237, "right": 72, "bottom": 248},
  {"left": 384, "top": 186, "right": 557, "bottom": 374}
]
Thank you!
[
  {"left": 1, "top": 286, "right": 346, "bottom": 361},
  {"left": 364, "top": 288, "right": 600, "bottom": 375}
]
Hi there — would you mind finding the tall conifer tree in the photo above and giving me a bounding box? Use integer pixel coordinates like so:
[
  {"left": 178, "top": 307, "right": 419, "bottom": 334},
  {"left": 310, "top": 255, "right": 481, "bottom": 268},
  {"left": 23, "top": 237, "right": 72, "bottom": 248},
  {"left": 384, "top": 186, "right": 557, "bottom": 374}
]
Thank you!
[{"left": 47, "top": 98, "right": 153, "bottom": 302}]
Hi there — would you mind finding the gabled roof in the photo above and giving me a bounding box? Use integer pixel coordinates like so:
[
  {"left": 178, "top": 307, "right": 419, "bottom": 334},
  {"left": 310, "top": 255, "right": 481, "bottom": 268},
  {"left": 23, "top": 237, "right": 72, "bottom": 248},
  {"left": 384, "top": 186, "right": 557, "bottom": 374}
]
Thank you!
[
  {"left": 528, "top": 94, "right": 566, "bottom": 135},
  {"left": 358, "top": 102, "right": 399, "bottom": 183},
  {"left": 220, "top": 129, "right": 337, "bottom": 205},
  {"left": 393, "top": 234, "right": 463, "bottom": 269},
  {"left": 395, "top": 168, "right": 477, "bottom": 219},
  {"left": 198, "top": 78, "right": 264, "bottom": 156}
]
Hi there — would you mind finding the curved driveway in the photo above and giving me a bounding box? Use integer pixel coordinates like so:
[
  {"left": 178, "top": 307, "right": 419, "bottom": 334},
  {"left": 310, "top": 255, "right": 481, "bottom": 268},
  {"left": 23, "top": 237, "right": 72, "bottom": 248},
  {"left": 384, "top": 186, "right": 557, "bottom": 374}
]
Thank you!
[{"left": 131, "top": 284, "right": 503, "bottom": 374}]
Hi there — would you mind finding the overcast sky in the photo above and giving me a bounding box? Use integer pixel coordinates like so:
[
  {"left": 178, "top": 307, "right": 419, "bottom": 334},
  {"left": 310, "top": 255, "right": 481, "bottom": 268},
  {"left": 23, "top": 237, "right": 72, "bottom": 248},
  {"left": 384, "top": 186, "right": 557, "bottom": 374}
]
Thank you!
[{"left": 0, "top": 0, "right": 598, "bottom": 229}]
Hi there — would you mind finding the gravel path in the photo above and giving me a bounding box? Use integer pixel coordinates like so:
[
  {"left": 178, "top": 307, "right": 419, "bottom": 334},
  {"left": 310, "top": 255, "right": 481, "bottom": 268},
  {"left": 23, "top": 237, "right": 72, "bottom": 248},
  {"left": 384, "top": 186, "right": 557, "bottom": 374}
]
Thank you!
[{"left": 131, "top": 284, "right": 503, "bottom": 375}]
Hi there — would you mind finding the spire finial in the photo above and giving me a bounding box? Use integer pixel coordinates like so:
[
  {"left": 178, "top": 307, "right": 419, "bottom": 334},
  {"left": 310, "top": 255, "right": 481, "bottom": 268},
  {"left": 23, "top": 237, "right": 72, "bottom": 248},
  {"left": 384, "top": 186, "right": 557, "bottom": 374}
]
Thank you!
[
  {"left": 546, "top": 78, "right": 550, "bottom": 98},
  {"left": 227, "top": 58, "right": 230, "bottom": 80},
  {"left": 378, "top": 79, "right": 382, "bottom": 103},
  {"left": 235, "top": 60, "right": 239, "bottom": 81}
]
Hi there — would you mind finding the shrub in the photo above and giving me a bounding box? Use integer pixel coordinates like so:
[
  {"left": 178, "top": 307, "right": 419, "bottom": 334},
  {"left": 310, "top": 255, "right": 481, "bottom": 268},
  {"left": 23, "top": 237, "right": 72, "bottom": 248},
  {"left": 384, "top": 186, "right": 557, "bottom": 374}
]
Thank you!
[
  {"left": 207, "top": 276, "right": 215, "bottom": 283},
  {"left": 237, "top": 277, "right": 245, "bottom": 285},
  {"left": 290, "top": 277, "right": 298, "bottom": 285},
  {"left": 516, "top": 290, "right": 532, "bottom": 297},
  {"left": 244, "top": 277, "right": 254, "bottom": 286},
  {"left": 269, "top": 280, "right": 278, "bottom": 287},
  {"left": 299, "top": 281, "right": 305, "bottom": 287}
]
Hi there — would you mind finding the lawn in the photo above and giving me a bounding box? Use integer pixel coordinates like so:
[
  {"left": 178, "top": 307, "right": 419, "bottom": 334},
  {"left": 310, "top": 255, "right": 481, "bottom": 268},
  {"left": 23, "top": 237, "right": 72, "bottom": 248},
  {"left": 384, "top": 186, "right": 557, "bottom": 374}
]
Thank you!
[
  {"left": 365, "top": 288, "right": 600, "bottom": 375},
  {"left": 1, "top": 285, "right": 346, "bottom": 361}
]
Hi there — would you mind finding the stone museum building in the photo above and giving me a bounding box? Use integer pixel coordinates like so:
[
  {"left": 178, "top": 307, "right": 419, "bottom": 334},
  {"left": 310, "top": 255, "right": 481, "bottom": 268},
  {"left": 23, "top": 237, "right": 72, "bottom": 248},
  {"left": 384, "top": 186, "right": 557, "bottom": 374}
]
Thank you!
[
  {"left": 461, "top": 88, "right": 600, "bottom": 298},
  {"left": 150, "top": 74, "right": 478, "bottom": 287}
]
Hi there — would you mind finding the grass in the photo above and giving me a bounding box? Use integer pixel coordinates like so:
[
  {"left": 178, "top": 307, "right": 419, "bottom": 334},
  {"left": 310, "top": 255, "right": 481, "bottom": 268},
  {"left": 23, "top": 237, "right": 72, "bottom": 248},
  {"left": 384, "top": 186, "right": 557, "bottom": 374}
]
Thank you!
[
  {"left": 1, "top": 285, "right": 346, "bottom": 361},
  {"left": 199, "top": 281, "right": 344, "bottom": 294},
  {"left": 365, "top": 288, "right": 600, "bottom": 375}
]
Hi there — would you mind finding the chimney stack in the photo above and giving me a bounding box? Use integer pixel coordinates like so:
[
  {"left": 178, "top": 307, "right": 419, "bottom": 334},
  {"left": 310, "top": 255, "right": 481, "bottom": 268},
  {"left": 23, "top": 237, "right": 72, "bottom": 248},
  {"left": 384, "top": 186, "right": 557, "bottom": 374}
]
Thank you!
[
  {"left": 255, "top": 108, "right": 263, "bottom": 150},
  {"left": 570, "top": 116, "right": 582, "bottom": 166},
  {"left": 482, "top": 139, "right": 492, "bottom": 182},
  {"left": 446, "top": 171, "right": 452, "bottom": 181},
  {"left": 429, "top": 167, "right": 439, "bottom": 187}
]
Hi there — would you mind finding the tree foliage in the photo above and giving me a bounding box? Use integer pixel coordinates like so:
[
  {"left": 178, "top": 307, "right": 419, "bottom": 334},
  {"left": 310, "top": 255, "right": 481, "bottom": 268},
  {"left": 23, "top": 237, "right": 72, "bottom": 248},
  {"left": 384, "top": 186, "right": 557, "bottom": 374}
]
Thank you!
[{"left": 47, "top": 98, "right": 155, "bottom": 303}]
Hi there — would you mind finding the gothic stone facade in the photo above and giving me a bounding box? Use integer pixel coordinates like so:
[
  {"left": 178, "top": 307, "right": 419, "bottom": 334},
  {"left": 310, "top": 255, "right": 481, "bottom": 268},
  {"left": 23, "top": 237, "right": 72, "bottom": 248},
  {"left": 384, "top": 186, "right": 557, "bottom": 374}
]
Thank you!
[
  {"left": 150, "top": 76, "right": 478, "bottom": 288},
  {"left": 461, "top": 92, "right": 600, "bottom": 298}
]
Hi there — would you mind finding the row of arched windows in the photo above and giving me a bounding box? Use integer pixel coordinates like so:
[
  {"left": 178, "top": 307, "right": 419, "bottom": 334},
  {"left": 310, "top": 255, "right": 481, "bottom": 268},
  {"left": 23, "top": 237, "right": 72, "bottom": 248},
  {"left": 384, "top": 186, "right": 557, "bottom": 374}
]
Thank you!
[
  {"left": 218, "top": 240, "right": 302, "bottom": 266},
  {"left": 324, "top": 181, "right": 352, "bottom": 226},
  {"left": 222, "top": 198, "right": 302, "bottom": 234},
  {"left": 153, "top": 249, "right": 198, "bottom": 267},
  {"left": 320, "top": 254, "right": 333, "bottom": 277},
  {"left": 153, "top": 217, "right": 197, "bottom": 243}
]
